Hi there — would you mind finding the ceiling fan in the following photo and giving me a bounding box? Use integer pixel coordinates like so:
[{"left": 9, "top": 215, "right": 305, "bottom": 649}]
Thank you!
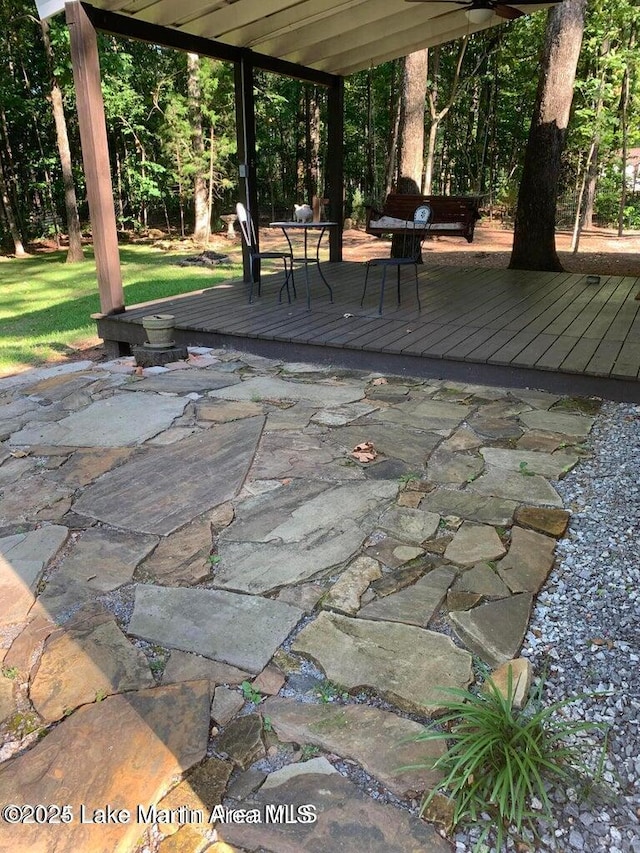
[{"left": 403, "top": 0, "right": 546, "bottom": 21}]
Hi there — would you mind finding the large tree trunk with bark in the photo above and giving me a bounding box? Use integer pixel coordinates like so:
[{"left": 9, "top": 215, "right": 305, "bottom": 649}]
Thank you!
[
  {"left": 509, "top": 0, "right": 587, "bottom": 271},
  {"left": 398, "top": 49, "right": 427, "bottom": 194},
  {"left": 394, "top": 50, "right": 427, "bottom": 257},
  {"left": 187, "top": 53, "right": 209, "bottom": 243},
  {"left": 41, "top": 20, "right": 84, "bottom": 263}
]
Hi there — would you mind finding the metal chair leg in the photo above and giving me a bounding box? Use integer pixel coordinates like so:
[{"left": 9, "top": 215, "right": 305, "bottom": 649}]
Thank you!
[
  {"left": 397, "top": 266, "right": 401, "bottom": 306},
  {"left": 361, "top": 263, "right": 371, "bottom": 307},
  {"left": 378, "top": 267, "right": 387, "bottom": 315}
]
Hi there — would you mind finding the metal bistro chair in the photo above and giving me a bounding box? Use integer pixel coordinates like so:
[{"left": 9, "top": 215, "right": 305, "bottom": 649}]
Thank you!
[
  {"left": 361, "top": 204, "right": 432, "bottom": 315},
  {"left": 236, "top": 202, "right": 295, "bottom": 304}
]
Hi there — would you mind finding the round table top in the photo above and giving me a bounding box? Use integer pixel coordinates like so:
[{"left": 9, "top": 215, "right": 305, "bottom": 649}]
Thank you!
[{"left": 270, "top": 220, "right": 338, "bottom": 228}]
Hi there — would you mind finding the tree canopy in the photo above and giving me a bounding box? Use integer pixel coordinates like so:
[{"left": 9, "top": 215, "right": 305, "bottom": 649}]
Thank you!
[{"left": 1, "top": 0, "right": 639, "bottom": 255}]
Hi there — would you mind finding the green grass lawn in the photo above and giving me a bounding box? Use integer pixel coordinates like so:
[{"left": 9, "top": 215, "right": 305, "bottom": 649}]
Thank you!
[{"left": 0, "top": 244, "right": 243, "bottom": 377}]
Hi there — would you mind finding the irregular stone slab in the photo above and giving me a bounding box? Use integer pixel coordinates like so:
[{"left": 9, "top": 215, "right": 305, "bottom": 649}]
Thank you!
[
  {"left": 216, "top": 481, "right": 396, "bottom": 594},
  {"left": 292, "top": 611, "right": 472, "bottom": 715},
  {"left": 124, "top": 370, "right": 241, "bottom": 394},
  {"left": 487, "top": 658, "right": 532, "bottom": 710},
  {"left": 514, "top": 505, "right": 570, "bottom": 537},
  {"left": 444, "top": 522, "right": 506, "bottom": 566},
  {"left": 0, "top": 476, "right": 74, "bottom": 526},
  {"left": 364, "top": 535, "right": 425, "bottom": 569},
  {"left": 129, "top": 586, "right": 303, "bottom": 673},
  {"left": 10, "top": 392, "right": 187, "bottom": 447},
  {"left": 426, "top": 450, "right": 484, "bottom": 486},
  {"left": 480, "top": 447, "right": 579, "bottom": 479},
  {"left": 158, "top": 826, "right": 210, "bottom": 853},
  {"left": 197, "top": 399, "right": 264, "bottom": 423},
  {"left": 211, "top": 686, "right": 244, "bottom": 725},
  {"left": 0, "top": 360, "right": 95, "bottom": 392},
  {"left": 0, "top": 681, "right": 210, "bottom": 853},
  {"left": 51, "top": 447, "right": 135, "bottom": 487},
  {"left": 0, "top": 456, "right": 35, "bottom": 487},
  {"left": 497, "top": 526, "right": 556, "bottom": 593},
  {"left": 449, "top": 593, "right": 533, "bottom": 667},
  {"left": 446, "top": 590, "right": 483, "bottom": 611},
  {"left": 358, "top": 567, "right": 456, "bottom": 627},
  {"left": 440, "top": 426, "right": 482, "bottom": 451},
  {"left": 276, "top": 582, "right": 325, "bottom": 613},
  {"left": 453, "top": 562, "right": 511, "bottom": 599},
  {"left": 138, "top": 516, "right": 212, "bottom": 586},
  {"left": 249, "top": 431, "right": 360, "bottom": 481},
  {"left": 162, "top": 650, "right": 248, "bottom": 686},
  {"left": 75, "top": 418, "right": 264, "bottom": 535},
  {"left": 264, "top": 696, "right": 445, "bottom": 798},
  {"left": 324, "top": 422, "right": 441, "bottom": 468},
  {"left": 0, "top": 676, "right": 16, "bottom": 724},
  {"left": 158, "top": 755, "right": 233, "bottom": 832},
  {"left": 518, "top": 409, "right": 595, "bottom": 438},
  {"left": 3, "top": 613, "right": 57, "bottom": 678},
  {"left": 0, "top": 526, "right": 68, "bottom": 627},
  {"left": 23, "top": 369, "right": 98, "bottom": 401},
  {"left": 220, "top": 480, "right": 329, "bottom": 543},
  {"left": 208, "top": 375, "right": 365, "bottom": 405},
  {"left": 218, "top": 758, "right": 451, "bottom": 853},
  {"left": 30, "top": 616, "right": 154, "bottom": 721},
  {"left": 265, "top": 402, "right": 316, "bottom": 431},
  {"left": 215, "top": 713, "right": 265, "bottom": 769},
  {"left": 421, "top": 488, "right": 517, "bottom": 526},
  {"left": 468, "top": 417, "right": 523, "bottom": 440},
  {"left": 516, "top": 430, "right": 567, "bottom": 452},
  {"left": 378, "top": 506, "right": 440, "bottom": 544},
  {"left": 376, "top": 399, "right": 471, "bottom": 432},
  {"left": 252, "top": 664, "right": 285, "bottom": 696},
  {"left": 323, "top": 555, "right": 381, "bottom": 615},
  {"left": 514, "top": 390, "right": 562, "bottom": 409},
  {"left": 311, "top": 401, "right": 378, "bottom": 426},
  {"left": 468, "top": 466, "right": 563, "bottom": 507},
  {"left": 370, "top": 563, "right": 429, "bottom": 597},
  {"left": 56, "top": 527, "right": 157, "bottom": 593}
]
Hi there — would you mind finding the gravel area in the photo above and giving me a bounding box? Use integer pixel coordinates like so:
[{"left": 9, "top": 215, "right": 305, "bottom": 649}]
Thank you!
[{"left": 456, "top": 401, "right": 640, "bottom": 852}]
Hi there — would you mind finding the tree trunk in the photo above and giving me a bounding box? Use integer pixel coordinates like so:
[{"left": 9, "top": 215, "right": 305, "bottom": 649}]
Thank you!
[
  {"left": 394, "top": 50, "right": 427, "bottom": 257},
  {"left": 0, "top": 166, "right": 27, "bottom": 256},
  {"left": 398, "top": 49, "right": 427, "bottom": 195},
  {"left": 187, "top": 52, "right": 209, "bottom": 243},
  {"left": 41, "top": 19, "right": 84, "bottom": 262},
  {"left": 618, "top": 62, "right": 631, "bottom": 237},
  {"left": 509, "top": 0, "right": 587, "bottom": 271},
  {"left": 385, "top": 61, "right": 401, "bottom": 198}
]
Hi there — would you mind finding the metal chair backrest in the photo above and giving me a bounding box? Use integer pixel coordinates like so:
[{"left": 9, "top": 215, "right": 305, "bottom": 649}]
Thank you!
[
  {"left": 396, "top": 204, "right": 432, "bottom": 261},
  {"left": 236, "top": 202, "right": 257, "bottom": 252}
]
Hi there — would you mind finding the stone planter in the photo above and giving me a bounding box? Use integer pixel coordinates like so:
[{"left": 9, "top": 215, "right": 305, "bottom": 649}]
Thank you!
[{"left": 142, "top": 314, "right": 175, "bottom": 348}]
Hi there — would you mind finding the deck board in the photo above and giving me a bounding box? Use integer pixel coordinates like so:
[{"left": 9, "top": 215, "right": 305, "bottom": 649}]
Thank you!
[{"left": 97, "top": 260, "right": 640, "bottom": 400}]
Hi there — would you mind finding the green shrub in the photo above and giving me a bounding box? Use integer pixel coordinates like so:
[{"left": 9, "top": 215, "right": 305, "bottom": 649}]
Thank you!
[{"left": 411, "top": 671, "right": 606, "bottom": 851}]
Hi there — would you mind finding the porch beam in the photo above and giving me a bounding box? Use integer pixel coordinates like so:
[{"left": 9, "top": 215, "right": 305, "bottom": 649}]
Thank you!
[
  {"left": 234, "top": 53, "right": 258, "bottom": 283},
  {"left": 66, "top": 0, "right": 123, "bottom": 314}
]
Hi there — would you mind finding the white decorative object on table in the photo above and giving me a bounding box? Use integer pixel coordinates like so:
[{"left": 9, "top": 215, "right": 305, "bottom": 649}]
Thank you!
[{"left": 293, "top": 203, "right": 313, "bottom": 222}]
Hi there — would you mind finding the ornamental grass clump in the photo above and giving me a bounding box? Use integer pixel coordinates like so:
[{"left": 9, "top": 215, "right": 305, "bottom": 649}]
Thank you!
[{"left": 414, "top": 670, "right": 606, "bottom": 851}]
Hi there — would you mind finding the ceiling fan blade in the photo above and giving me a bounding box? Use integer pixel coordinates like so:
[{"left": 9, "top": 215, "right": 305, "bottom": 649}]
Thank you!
[{"left": 495, "top": 4, "right": 525, "bottom": 18}]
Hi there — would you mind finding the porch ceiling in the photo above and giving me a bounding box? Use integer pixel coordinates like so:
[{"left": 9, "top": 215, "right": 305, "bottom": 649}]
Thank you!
[{"left": 38, "top": 0, "right": 553, "bottom": 77}]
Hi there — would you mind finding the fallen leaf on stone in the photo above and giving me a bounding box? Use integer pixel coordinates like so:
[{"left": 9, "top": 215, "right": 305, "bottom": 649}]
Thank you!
[
  {"left": 371, "top": 377, "right": 387, "bottom": 386},
  {"left": 351, "top": 441, "right": 377, "bottom": 463},
  {"left": 135, "top": 365, "right": 144, "bottom": 376},
  {"left": 10, "top": 450, "right": 29, "bottom": 458}
]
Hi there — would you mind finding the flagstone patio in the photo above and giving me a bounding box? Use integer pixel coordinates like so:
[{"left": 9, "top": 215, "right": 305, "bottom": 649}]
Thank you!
[{"left": 0, "top": 350, "right": 596, "bottom": 853}]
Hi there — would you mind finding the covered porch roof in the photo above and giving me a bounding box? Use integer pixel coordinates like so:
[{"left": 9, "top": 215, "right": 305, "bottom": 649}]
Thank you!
[{"left": 37, "top": 0, "right": 554, "bottom": 77}]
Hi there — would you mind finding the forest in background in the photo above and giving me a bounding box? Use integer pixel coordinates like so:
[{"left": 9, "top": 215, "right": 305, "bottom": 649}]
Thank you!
[{"left": 1, "top": 0, "right": 639, "bottom": 258}]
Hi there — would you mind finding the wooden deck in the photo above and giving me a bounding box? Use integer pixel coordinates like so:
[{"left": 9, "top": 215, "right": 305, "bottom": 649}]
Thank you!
[{"left": 97, "top": 261, "right": 640, "bottom": 401}]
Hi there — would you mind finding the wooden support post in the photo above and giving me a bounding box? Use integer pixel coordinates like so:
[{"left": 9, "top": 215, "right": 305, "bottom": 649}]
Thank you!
[
  {"left": 66, "top": 1, "right": 124, "bottom": 314},
  {"left": 234, "top": 53, "right": 258, "bottom": 283},
  {"left": 326, "top": 76, "right": 344, "bottom": 262}
]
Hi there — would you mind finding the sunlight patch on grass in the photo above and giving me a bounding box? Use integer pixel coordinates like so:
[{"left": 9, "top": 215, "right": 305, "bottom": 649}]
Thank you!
[{"left": 0, "top": 245, "right": 242, "bottom": 376}]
